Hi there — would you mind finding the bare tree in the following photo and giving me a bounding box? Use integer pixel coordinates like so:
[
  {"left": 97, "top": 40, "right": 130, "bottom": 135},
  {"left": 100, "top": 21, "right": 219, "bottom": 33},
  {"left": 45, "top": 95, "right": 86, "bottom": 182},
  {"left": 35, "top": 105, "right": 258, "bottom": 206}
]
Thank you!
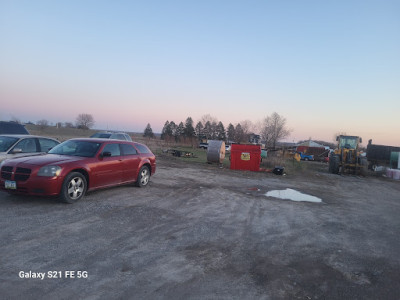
[
  {"left": 76, "top": 114, "right": 95, "bottom": 129},
  {"left": 36, "top": 119, "right": 49, "bottom": 130},
  {"left": 240, "top": 119, "right": 256, "bottom": 142},
  {"left": 10, "top": 116, "right": 21, "bottom": 124},
  {"left": 200, "top": 114, "right": 217, "bottom": 126},
  {"left": 260, "top": 112, "right": 291, "bottom": 149}
]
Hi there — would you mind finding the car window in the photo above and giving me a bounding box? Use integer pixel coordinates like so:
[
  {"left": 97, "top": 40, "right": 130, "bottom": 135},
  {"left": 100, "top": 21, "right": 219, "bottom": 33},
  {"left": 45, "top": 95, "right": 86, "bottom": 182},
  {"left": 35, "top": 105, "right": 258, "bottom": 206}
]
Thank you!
[
  {"left": 115, "top": 134, "right": 126, "bottom": 140},
  {"left": 102, "top": 143, "right": 121, "bottom": 156},
  {"left": 38, "top": 138, "right": 59, "bottom": 152},
  {"left": 0, "top": 136, "right": 19, "bottom": 152},
  {"left": 135, "top": 144, "right": 151, "bottom": 154},
  {"left": 14, "top": 138, "right": 38, "bottom": 153},
  {"left": 49, "top": 140, "right": 101, "bottom": 157},
  {"left": 120, "top": 144, "right": 137, "bottom": 155},
  {"left": 124, "top": 134, "right": 133, "bottom": 141},
  {"left": 91, "top": 133, "right": 112, "bottom": 138}
]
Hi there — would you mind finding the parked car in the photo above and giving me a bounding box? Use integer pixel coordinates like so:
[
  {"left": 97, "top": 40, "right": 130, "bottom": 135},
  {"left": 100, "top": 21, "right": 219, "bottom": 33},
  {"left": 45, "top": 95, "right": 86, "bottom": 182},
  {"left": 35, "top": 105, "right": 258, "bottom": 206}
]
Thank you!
[
  {"left": 0, "top": 138, "right": 156, "bottom": 203},
  {"left": 199, "top": 142, "right": 208, "bottom": 149},
  {"left": 0, "top": 135, "right": 60, "bottom": 162},
  {"left": 90, "top": 131, "right": 132, "bottom": 141},
  {"left": 298, "top": 152, "right": 314, "bottom": 161},
  {"left": 0, "top": 121, "right": 29, "bottom": 134}
]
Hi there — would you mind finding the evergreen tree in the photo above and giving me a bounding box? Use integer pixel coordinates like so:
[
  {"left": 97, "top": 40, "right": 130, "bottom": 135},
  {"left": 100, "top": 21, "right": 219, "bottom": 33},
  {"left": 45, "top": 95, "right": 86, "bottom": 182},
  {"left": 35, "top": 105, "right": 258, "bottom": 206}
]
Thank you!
[
  {"left": 227, "top": 123, "right": 235, "bottom": 142},
  {"left": 215, "top": 121, "right": 226, "bottom": 140},
  {"left": 169, "top": 121, "right": 177, "bottom": 137},
  {"left": 175, "top": 122, "right": 184, "bottom": 142},
  {"left": 235, "top": 123, "right": 245, "bottom": 142},
  {"left": 161, "top": 121, "right": 170, "bottom": 140},
  {"left": 210, "top": 121, "right": 218, "bottom": 139},
  {"left": 203, "top": 121, "right": 212, "bottom": 139},
  {"left": 143, "top": 123, "right": 155, "bottom": 138},
  {"left": 195, "top": 121, "right": 204, "bottom": 140},
  {"left": 184, "top": 117, "right": 195, "bottom": 137}
]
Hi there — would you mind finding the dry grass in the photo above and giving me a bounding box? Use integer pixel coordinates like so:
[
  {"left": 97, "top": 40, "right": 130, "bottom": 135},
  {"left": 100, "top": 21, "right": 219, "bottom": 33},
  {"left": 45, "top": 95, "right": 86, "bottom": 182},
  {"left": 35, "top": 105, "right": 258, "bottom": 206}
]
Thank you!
[{"left": 26, "top": 124, "right": 98, "bottom": 142}]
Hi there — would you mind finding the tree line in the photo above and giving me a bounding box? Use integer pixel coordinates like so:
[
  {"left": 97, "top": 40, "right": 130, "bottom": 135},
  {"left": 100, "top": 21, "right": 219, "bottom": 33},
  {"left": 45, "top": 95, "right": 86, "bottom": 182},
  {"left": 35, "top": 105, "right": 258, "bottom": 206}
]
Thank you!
[
  {"left": 8, "top": 114, "right": 96, "bottom": 130},
  {"left": 152, "top": 112, "right": 291, "bottom": 147}
]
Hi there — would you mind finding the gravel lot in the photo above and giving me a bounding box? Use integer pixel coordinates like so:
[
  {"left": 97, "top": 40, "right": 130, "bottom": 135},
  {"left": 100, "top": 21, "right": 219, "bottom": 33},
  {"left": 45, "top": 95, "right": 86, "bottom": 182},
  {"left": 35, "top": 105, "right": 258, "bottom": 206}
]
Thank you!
[{"left": 1, "top": 157, "right": 399, "bottom": 299}]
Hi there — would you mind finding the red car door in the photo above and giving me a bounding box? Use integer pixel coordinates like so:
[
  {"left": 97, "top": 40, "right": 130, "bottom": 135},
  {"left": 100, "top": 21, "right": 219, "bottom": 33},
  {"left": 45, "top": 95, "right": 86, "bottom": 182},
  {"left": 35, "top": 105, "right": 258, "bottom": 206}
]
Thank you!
[
  {"left": 91, "top": 143, "right": 123, "bottom": 188},
  {"left": 120, "top": 143, "right": 141, "bottom": 183}
]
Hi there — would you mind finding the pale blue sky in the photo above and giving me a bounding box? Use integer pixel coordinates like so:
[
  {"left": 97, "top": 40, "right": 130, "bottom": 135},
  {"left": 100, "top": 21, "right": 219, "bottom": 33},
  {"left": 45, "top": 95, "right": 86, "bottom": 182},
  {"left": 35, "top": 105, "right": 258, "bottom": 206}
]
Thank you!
[{"left": 1, "top": 0, "right": 399, "bottom": 145}]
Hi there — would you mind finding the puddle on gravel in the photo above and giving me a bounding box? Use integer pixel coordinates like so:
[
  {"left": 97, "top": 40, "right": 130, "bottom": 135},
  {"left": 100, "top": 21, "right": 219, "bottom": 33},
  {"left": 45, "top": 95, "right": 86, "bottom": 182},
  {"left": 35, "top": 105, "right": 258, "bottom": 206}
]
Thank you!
[{"left": 265, "top": 188, "right": 322, "bottom": 203}]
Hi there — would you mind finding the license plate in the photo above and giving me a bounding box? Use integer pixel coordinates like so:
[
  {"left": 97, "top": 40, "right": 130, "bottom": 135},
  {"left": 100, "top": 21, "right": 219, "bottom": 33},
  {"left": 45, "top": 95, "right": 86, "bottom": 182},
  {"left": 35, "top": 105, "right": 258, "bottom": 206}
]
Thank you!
[{"left": 5, "top": 180, "right": 17, "bottom": 190}]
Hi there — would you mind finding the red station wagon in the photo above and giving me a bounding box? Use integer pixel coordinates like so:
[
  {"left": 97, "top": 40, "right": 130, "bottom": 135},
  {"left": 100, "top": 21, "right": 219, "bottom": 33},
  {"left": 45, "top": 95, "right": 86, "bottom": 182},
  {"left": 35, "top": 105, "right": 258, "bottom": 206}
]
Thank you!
[{"left": 0, "top": 138, "right": 156, "bottom": 203}]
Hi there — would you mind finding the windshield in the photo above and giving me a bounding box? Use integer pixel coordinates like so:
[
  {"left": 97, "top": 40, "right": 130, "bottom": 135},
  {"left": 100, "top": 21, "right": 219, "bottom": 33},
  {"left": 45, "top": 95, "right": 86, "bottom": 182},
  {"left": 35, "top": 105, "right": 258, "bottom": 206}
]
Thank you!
[
  {"left": 49, "top": 140, "right": 101, "bottom": 157},
  {"left": 90, "top": 133, "right": 112, "bottom": 138},
  {"left": 0, "top": 136, "right": 19, "bottom": 152},
  {"left": 339, "top": 137, "right": 358, "bottom": 149}
]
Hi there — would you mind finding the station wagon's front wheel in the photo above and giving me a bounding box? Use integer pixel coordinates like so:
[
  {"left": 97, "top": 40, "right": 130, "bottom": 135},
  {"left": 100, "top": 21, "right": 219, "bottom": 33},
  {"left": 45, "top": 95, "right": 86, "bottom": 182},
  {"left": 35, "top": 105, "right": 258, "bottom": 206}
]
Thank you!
[
  {"left": 136, "top": 166, "right": 150, "bottom": 187},
  {"left": 60, "top": 172, "right": 87, "bottom": 203}
]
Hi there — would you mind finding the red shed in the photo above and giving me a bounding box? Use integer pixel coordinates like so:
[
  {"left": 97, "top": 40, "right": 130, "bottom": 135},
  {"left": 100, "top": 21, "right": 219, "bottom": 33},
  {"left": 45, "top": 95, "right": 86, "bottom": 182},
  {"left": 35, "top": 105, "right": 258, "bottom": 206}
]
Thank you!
[{"left": 230, "top": 144, "right": 261, "bottom": 171}]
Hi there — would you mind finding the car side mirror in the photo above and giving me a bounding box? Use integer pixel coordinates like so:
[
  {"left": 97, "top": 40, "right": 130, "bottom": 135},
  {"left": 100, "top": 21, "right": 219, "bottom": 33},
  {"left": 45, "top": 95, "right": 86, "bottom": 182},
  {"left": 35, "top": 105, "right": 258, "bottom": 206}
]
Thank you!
[
  {"left": 101, "top": 151, "right": 112, "bottom": 158},
  {"left": 11, "top": 148, "right": 23, "bottom": 154}
]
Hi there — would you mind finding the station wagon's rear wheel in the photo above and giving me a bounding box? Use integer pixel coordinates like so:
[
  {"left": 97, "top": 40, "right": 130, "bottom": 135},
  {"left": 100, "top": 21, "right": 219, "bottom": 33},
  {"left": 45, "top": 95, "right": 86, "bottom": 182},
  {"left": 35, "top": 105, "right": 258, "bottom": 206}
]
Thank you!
[
  {"left": 60, "top": 172, "right": 87, "bottom": 203},
  {"left": 136, "top": 166, "right": 150, "bottom": 187}
]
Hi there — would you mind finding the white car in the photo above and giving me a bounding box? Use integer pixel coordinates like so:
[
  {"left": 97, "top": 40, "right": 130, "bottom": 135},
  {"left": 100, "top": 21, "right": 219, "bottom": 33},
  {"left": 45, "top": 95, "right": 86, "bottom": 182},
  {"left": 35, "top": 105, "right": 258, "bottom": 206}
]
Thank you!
[
  {"left": 90, "top": 131, "right": 133, "bottom": 141},
  {"left": 0, "top": 135, "right": 60, "bottom": 162}
]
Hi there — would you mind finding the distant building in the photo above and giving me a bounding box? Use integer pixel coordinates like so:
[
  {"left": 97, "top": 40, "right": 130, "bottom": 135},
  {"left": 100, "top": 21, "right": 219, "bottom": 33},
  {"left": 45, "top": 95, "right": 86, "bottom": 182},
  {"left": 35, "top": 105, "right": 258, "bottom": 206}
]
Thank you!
[
  {"left": 248, "top": 134, "right": 261, "bottom": 144},
  {"left": 297, "top": 140, "right": 326, "bottom": 148}
]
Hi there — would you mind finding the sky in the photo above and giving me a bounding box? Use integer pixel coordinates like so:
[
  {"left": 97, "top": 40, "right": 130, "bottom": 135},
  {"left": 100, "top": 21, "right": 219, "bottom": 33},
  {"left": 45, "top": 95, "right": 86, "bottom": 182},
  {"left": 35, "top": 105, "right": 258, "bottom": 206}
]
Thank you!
[{"left": 1, "top": 0, "right": 399, "bottom": 146}]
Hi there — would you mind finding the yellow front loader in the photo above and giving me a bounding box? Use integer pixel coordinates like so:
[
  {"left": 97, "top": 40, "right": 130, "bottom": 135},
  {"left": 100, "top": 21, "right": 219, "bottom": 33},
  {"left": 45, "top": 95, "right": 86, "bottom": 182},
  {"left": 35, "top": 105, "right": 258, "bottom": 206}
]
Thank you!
[{"left": 329, "top": 135, "right": 368, "bottom": 175}]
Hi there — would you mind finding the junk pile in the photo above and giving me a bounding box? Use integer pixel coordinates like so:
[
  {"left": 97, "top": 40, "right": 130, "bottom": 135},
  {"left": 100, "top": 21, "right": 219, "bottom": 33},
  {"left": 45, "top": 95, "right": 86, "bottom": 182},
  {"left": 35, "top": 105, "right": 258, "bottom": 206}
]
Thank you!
[
  {"left": 386, "top": 169, "right": 400, "bottom": 180},
  {"left": 163, "top": 149, "right": 196, "bottom": 158},
  {"left": 367, "top": 140, "right": 400, "bottom": 169}
]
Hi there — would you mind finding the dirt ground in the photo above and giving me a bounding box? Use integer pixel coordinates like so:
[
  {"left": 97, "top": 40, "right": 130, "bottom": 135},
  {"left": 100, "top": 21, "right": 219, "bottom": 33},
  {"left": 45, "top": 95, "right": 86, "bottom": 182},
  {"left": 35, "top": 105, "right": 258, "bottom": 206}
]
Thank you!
[{"left": 1, "top": 157, "right": 399, "bottom": 299}]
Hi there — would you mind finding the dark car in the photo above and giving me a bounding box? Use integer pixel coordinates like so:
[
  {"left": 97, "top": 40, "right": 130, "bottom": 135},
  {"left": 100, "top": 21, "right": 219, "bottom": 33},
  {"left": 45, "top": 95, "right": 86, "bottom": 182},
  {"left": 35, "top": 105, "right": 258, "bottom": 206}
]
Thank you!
[
  {"left": 0, "top": 135, "right": 60, "bottom": 163},
  {"left": 90, "top": 131, "right": 132, "bottom": 141},
  {"left": 199, "top": 142, "right": 208, "bottom": 149},
  {"left": 0, "top": 121, "right": 29, "bottom": 134},
  {"left": 0, "top": 138, "right": 156, "bottom": 203}
]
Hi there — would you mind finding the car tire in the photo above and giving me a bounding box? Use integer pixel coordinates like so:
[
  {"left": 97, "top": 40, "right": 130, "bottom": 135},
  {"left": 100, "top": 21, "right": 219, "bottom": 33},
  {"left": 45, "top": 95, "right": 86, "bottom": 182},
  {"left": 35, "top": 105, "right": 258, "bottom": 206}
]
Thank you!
[
  {"left": 60, "top": 172, "right": 87, "bottom": 203},
  {"left": 305, "top": 158, "right": 309, "bottom": 161},
  {"left": 136, "top": 166, "right": 150, "bottom": 187}
]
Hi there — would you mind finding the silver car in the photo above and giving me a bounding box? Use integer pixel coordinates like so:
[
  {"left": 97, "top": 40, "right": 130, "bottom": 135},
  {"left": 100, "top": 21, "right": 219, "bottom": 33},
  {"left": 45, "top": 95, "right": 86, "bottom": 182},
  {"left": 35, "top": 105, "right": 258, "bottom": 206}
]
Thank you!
[
  {"left": 90, "top": 131, "right": 133, "bottom": 141},
  {"left": 0, "top": 135, "right": 60, "bottom": 162}
]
